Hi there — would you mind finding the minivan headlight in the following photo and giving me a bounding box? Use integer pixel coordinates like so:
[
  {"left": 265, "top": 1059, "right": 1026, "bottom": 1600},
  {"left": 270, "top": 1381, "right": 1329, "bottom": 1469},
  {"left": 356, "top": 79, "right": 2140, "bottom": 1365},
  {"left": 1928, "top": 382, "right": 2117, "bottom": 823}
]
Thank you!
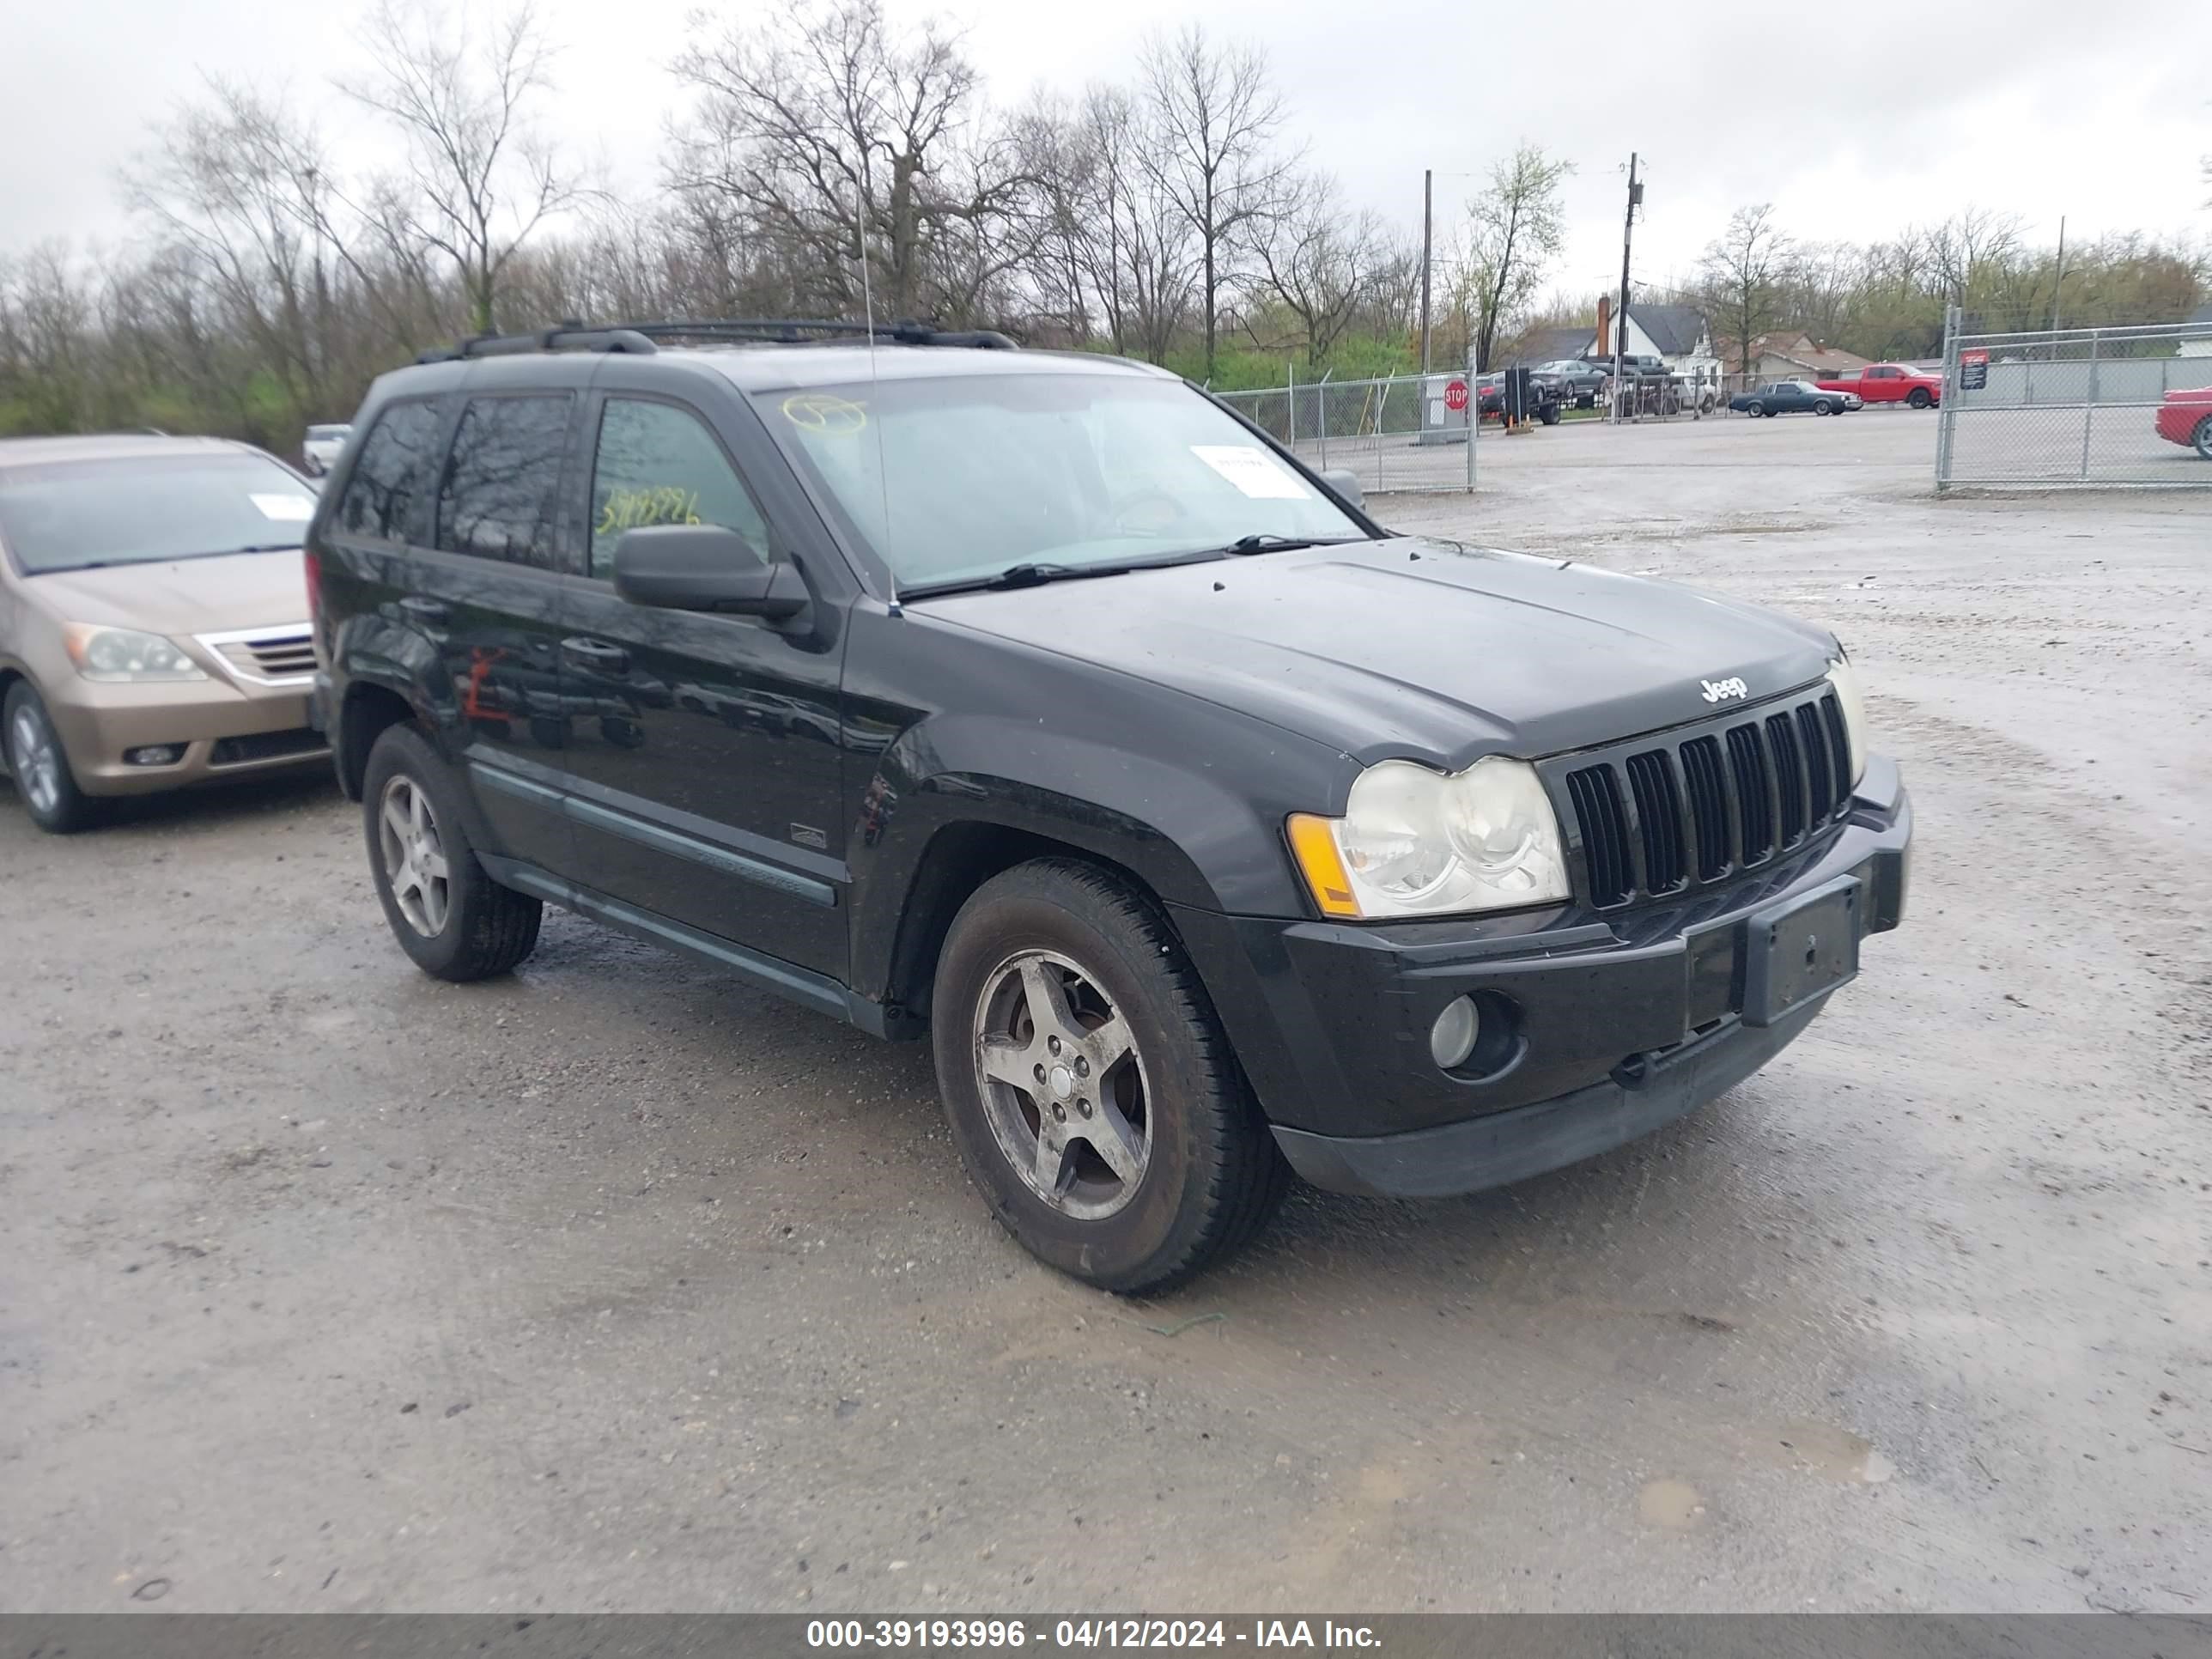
[
  {"left": 1288, "top": 757, "right": 1570, "bottom": 919},
  {"left": 1826, "top": 655, "right": 1868, "bottom": 786},
  {"left": 64, "top": 625, "right": 208, "bottom": 683}
]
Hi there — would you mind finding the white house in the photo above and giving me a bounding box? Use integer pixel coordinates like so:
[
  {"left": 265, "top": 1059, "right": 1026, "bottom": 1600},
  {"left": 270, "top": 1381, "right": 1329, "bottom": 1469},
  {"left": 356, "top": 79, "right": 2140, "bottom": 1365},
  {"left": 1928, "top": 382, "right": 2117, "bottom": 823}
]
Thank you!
[{"left": 1586, "top": 301, "right": 1722, "bottom": 384}]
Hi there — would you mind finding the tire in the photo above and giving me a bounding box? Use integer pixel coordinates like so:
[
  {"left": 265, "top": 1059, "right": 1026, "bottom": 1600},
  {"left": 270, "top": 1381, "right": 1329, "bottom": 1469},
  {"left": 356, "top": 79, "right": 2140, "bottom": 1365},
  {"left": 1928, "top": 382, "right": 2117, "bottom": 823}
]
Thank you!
[
  {"left": 1539, "top": 403, "right": 1560, "bottom": 426},
  {"left": 1814, "top": 399, "right": 1832, "bottom": 416},
  {"left": 2193, "top": 416, "right": 2212, "bottom": 460},
  {"left": 362, "top": 721, "right": 542, "bottom": 981},
  {"left": 1744, "top": 401, "right": 1764, "bottom": 418},
  {"left": 3, "top": 680, "right": 97, "bottom": 834},
  {"left": 1907, "top": 388, "right": 1933, "bottom": 410},
  {"left": 932, "top": 859, "right": 1289, "bottom": 1293}
]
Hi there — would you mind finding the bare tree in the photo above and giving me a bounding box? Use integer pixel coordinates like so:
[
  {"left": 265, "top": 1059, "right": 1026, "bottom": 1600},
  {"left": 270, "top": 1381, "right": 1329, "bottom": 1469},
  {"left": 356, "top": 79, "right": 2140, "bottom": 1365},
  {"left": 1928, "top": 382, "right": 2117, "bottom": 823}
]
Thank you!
[
  {"left": 343, "top": 0, "right": 580, "bottom": 334},
  {"left": 669, "top": 0, "right": 1041, "bottom": 325},
  {"left": 1034, "top": 86, "right": 1194, "bottom": 361},
  {"left": 1929, "top": 205, "right": 2024, "bottom": 316},
  {"left": 125, "top": 82, "right": 343, "bottom": 416},
  {"left": 1463, "top": 144, "right": 1572, "bottom": 372},
  {"left": 1700, "top": 204, "right": 1795, "bottom": 379},
  {"left": 1139, "top": 27, "right": 1295, "bottom": 380},
  {"left": 1251, "top": 173, "right": 1389, "bottom": 366}
]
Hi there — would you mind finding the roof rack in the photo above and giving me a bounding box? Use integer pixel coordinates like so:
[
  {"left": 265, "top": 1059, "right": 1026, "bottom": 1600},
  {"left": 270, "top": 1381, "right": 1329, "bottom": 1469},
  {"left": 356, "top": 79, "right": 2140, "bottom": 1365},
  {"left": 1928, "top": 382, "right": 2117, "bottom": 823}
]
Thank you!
[
  {"left": 615, "top": 319, "right": 1020, "bottom": 350},
  {"left": 415, "top": 316, "right": 1021, "bottom": 363},
  {"left": 416, "top": 320, "right": 658, "bottom": 364}
]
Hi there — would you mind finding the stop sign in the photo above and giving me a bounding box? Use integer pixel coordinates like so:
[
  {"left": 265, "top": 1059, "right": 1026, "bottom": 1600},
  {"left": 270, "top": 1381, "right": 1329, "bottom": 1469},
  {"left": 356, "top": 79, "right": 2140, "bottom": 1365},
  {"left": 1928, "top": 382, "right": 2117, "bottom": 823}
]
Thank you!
[{"left": 1443, "top": 379, "right": 1470, "bottom": 412}]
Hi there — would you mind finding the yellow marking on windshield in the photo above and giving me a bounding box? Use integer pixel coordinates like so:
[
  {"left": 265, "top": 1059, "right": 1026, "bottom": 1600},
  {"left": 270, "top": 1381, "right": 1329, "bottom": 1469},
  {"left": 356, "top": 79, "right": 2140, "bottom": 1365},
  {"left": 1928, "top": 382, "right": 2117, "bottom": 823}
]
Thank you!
[{"left": 781, "top": 392, "right": 868, "bottom": 435}]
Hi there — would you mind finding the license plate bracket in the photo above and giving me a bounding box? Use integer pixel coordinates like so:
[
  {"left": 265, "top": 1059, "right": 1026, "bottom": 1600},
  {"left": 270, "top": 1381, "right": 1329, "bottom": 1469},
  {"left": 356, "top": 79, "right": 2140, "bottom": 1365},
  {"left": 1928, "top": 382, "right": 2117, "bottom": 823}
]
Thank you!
[{"left": 1742, "top": 875, "right": 1862, "bottom": 1028}]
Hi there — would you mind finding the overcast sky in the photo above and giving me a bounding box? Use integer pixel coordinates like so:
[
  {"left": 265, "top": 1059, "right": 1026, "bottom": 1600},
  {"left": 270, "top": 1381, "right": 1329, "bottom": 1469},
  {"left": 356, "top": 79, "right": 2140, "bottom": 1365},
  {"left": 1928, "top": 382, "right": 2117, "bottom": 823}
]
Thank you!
[{"left": 9, "top": 0, "right": 2209, "bottom": 304}]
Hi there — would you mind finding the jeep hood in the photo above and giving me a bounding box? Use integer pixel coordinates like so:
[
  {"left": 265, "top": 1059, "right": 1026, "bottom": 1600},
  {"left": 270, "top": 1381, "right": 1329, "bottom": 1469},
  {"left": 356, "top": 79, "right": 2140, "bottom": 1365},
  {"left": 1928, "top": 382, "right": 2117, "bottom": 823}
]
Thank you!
[
  {"left": 24, "top": 551, "right": 311, "bottom": 635},
  {"left": 917, "top": 540, "right": 1838, "bottom": 766}
]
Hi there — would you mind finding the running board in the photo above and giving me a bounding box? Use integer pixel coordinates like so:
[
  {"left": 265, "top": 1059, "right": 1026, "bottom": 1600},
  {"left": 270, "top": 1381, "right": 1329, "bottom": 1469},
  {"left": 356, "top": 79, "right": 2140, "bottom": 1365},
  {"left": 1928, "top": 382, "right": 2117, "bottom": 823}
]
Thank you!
[{"left": 477, "top": 854, "right": 914, "bottom": 1037}]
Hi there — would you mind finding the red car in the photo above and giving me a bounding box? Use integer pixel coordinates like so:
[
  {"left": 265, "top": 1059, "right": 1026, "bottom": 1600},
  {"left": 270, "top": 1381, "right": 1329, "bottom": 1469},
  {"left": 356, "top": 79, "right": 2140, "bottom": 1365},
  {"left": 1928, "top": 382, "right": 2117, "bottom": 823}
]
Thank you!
[
  {"left": 1815, "top": 363, "right": 1943, "bottom": 408},
  {"left": 2154, "top": 385, "right": 2212, "bottom": 458}
]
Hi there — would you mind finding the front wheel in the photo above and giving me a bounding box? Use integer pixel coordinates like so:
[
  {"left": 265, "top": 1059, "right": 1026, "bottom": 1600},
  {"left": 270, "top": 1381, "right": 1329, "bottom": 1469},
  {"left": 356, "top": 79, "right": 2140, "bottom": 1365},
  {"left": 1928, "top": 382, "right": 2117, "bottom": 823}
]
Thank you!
[
  {"left": 362, "top": 722, "right": 542, "bottom": 981},
  {"left": 932, "top": 859, "right": 1288, "bottom": 1293},
  {"left": 1744, "top": 401, "right": 1765, "bottom": 417},
  {"left": 1907, "top": 388, "right": 1933, "bottom": 410},
  {"left": 1814, "top": 399, "right": 1832, "bottom": 415},
  {"left": 2193, "top": 416, "right": 2212, "bottom": 459},
  {"left": 3, "top": 681, "right": 96, "bottom": 834}
]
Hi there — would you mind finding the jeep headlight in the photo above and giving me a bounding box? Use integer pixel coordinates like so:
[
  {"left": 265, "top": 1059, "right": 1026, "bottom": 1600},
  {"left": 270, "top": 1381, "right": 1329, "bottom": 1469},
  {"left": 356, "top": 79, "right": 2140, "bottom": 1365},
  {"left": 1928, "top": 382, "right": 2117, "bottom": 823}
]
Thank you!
[
  {"left": 1288, "top": 757, "right": 1570, "bottom": 919},
  {"left": 64, "top": 625, "right": 209, "bottom": 683},
  {"left": 1826, "top": 655, "right": 1868, "bottom": 786}
]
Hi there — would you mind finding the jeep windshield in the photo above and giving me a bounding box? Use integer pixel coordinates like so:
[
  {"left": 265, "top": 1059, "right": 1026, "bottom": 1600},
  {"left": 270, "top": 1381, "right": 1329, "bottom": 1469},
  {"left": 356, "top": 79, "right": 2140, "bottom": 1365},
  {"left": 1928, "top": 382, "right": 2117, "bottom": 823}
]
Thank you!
[
  {"left": 0, "top": 453, "right": 317, "bottom": 574},
  {"left": 757, "top": 372, "right": 1370, "bottom": 597}
]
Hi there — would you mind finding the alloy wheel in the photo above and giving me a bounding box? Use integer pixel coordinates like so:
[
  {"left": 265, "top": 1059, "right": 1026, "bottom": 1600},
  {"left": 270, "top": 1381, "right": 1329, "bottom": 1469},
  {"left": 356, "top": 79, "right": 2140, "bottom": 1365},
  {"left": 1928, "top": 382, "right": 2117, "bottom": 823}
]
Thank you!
[
  {"left": 8, "top": 707, "right": 61, "bottom": 816},
  {"left": 378, "top": 775, "right": 452, "bottom": 937},
  {"left": 971, "top": 949, "right": 1152, "bottom": 1220}
]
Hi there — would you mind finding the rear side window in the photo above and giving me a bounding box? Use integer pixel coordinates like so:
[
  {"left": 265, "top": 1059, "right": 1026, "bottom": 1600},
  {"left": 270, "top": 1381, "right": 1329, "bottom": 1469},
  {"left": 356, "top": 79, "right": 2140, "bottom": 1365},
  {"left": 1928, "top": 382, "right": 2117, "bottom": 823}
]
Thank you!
[
  {"left": 336, "top": 401, "right": 442, "bottom": 543},
  {"left": 588, "top": 398, "right": 774, "bottom": 580},
  {"left": 435, "top": 395, "right": 574, "bottom": 567}
]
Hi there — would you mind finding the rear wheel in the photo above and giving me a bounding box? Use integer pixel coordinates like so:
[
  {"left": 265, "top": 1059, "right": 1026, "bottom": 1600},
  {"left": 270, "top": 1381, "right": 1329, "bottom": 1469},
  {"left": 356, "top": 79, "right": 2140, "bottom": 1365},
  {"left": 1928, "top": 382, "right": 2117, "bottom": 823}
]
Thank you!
[
  {"left": 3, "top": 681, "right": 96, "bottom": 834},
  {"left": 2193, "top": 416, "right": 2212, "bottom": 459},
  {"left": 362, "top": 722, "right": 542, "bottom": 981},
  {"left": 932, "top": 859, "right": 1288, "bottom": 1293},
  {"left": 1907, "top": 387, "right": 1933, "bottom": 410}
]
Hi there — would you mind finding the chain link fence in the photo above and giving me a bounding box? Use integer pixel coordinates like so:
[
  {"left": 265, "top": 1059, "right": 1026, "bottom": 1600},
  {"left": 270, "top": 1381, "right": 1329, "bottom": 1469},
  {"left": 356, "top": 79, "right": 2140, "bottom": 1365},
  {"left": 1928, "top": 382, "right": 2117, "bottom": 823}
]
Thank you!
[
  {"left": 1212, "top": 374, "right": 1476, "bottom": 495},
  {"left": 1936, "top": 310, "right": 2212, "bottom": 489}
]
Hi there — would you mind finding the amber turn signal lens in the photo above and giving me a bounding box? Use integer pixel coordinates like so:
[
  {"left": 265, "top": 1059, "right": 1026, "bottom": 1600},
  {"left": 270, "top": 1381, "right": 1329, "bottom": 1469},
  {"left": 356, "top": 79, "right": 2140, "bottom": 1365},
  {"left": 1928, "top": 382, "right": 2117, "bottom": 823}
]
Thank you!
[{"left": 1286, "top": 813, "right": 1360, "bottom": 918}]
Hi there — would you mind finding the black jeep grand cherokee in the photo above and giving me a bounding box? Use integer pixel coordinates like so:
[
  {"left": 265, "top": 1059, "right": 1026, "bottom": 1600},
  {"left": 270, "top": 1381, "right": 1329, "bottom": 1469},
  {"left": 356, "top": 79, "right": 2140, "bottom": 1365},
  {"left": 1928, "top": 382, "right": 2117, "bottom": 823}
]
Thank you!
[{"left": 307, "top": 320, "right": 1911, "bottom": 1292}]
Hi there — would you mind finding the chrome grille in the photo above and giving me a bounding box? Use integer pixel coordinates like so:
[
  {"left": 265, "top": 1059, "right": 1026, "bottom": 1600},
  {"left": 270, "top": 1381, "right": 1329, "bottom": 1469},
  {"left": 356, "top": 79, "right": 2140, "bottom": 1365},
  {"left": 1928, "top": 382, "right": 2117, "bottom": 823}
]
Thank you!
[
  {"left": 197, "top": 626, "right": 317, "bottom": 686},
  {"left": 1552, "top": 690, "right": 1855, "bottom": 912}
]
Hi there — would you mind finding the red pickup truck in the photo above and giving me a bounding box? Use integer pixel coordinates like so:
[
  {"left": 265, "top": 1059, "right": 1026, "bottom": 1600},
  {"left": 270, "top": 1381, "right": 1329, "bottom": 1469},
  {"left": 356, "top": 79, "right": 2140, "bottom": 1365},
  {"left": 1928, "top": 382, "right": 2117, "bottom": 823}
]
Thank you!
[{"left": 1814, "top": 363, "right": 1943, "bottom": 408}]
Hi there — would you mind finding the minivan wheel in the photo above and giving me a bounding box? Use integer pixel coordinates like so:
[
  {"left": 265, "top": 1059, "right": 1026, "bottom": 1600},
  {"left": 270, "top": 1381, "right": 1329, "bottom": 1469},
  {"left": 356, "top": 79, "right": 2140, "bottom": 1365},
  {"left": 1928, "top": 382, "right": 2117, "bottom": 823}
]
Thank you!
[
  {"left": 3, "top": 681, "right": 96, "bottom": 834},
  {"left": 933, "top": 859, "right": 1289, "bottom": 1293},
  {"left": 362, "top": 722, "right": 542, "bottom": 981}
]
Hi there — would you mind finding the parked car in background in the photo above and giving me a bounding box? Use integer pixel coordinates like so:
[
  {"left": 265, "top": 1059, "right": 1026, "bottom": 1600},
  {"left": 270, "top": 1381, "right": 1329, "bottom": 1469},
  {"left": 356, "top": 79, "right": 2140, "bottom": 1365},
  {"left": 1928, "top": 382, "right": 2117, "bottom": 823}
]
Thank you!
[
  {"left": 301, "top": 423, "right": 351, "bottom": 476},
  {"left": 1530, "top": 360, "right": 1608, "bottom": 406},
  {"left": 1814, "top": 364, "right": 1942, "bottom": 408},
  {"left": 2154, "top": 386, "right": 2212, "bottom": 457},
  {"left": 1475, "top": 370, "right": 1565, "bottom": 424},
  {"left": 312, "top": 318, "right": 1909, "bottom": 1293},
  {"left": 1730, "top": 381, "right": 1863, "bottom": 417},
  {"left": 0, "top": 434, "right": 331, "bottom": 832}
]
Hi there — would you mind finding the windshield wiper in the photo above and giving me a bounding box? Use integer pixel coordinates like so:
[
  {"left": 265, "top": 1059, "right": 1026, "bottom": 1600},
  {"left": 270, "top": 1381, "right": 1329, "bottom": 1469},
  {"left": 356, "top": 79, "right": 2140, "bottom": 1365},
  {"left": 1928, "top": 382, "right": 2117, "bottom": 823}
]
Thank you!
[
  {"left": 902, "top": 561, "right": 1139, "bottom": 599},
  {"left": 1219, "top": 533, "right": 1360, "bottom": 556}
]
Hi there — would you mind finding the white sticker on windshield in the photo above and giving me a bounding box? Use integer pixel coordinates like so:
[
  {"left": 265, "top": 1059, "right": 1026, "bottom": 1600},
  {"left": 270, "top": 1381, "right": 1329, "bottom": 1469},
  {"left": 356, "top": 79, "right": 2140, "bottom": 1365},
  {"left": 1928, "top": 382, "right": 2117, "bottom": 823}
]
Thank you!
[
  {"left": 1189, "top": 445, "right": 1311, "bottom": 500},
  {"left": 252, "top": 494, "right": 316, "bottom": 522}
]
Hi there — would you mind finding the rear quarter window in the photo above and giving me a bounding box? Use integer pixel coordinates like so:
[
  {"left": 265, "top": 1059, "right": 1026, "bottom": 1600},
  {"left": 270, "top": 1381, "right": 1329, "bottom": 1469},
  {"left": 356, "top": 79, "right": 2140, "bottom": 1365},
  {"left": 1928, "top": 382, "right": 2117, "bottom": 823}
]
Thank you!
[{"left": 337, "top": 401, "right": 445, "bottom": 544}]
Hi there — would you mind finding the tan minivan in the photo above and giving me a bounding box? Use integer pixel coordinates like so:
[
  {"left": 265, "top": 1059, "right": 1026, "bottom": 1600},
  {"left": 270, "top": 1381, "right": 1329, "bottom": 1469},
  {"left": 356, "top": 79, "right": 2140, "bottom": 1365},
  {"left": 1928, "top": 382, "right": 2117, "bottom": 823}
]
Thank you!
[{"left": 0, "top": 434, "right": 332, "bottom": 832}]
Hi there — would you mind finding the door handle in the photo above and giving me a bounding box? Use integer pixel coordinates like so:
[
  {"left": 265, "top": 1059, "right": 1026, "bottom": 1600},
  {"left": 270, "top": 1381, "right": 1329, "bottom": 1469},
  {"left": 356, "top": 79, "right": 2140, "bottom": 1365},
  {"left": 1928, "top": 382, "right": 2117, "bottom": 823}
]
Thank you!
[
  {"left": 399, "top": 595, "right": 447, "bottom": 623},
  {"left": 562, "top": 636, "right": 631, "bottom": 674}
]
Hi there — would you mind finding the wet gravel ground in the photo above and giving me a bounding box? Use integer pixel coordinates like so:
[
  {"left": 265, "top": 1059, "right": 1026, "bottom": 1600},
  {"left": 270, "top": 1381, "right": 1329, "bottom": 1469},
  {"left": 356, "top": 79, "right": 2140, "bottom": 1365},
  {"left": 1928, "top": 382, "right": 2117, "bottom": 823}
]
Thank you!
[{"left": 3, "top": 412, "right": 2208, "bottom": 1613}]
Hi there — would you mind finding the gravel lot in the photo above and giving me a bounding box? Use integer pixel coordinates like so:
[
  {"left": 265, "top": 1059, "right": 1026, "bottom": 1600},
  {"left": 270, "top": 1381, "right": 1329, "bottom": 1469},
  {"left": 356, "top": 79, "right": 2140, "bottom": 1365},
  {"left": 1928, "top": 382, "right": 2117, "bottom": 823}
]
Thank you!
[{"left": 3, "top": 411, "right": 2209, "bottom": 1613}]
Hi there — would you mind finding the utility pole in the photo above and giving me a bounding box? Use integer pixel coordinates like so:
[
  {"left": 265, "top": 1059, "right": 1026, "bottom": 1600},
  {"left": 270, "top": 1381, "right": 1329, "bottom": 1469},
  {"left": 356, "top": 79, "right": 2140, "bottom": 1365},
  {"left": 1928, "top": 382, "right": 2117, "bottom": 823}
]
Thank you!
[
  {"left": 2050, "top": 214, "right": 2067, "bottom": 335},
  {"left": 1613, "top": 152, "right": 1639, "bottom": 422},
  {"left": 1419, "top": 169, "right": 1433, "bottom": 375}
]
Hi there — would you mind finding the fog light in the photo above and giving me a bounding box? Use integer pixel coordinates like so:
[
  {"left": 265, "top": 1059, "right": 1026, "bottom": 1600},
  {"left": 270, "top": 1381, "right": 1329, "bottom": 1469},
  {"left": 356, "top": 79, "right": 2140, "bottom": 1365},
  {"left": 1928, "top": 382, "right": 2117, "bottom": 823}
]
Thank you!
[
  {"left": 1429, "top": 995, "right": 1482, "bottom": 1071},
  {"left": 125, "top": 744, "right": 185, "bottom": 767}
]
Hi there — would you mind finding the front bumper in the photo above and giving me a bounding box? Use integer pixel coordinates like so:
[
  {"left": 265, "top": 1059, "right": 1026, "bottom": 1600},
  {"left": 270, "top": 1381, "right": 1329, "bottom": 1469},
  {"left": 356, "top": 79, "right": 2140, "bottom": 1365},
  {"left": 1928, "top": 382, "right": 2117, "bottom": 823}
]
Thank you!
[
  {"left": 1171, "top": 757, "right": 1911, "bottom": 1199},
  {"left": 44, "top": 673, "right": 328, "bottom": 796}
]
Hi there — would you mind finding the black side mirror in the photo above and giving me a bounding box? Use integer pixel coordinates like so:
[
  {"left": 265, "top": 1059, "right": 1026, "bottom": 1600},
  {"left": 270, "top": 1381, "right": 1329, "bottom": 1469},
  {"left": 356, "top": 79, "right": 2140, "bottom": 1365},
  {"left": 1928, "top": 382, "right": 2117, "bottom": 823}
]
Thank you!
[{"left": 612, "top": 525, "right": 809, "bottom": 622}]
